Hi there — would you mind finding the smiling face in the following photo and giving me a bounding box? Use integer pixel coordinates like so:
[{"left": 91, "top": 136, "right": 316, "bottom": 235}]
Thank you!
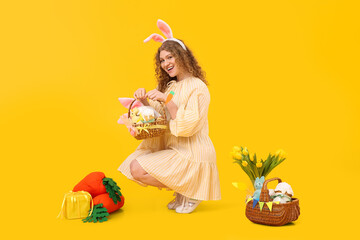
[
  {"left": 159, "top": 50, "right": 181, "bottom": 78},
  {"left": 155, "top": 40, "right": 207, "bottom": 92}
]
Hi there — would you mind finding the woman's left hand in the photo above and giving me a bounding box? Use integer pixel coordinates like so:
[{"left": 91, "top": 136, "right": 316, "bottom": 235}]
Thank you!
[{"left": 146, "top": 89, "right": 167, "bottom": 102}]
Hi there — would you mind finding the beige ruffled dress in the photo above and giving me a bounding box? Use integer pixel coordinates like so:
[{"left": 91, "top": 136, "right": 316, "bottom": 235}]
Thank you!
[{"left": 118, "top": 77, "right": 221, "bottom": 201}]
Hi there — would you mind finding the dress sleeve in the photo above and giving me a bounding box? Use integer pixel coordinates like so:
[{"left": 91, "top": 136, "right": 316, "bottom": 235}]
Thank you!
[{"left": 169, "top": 86, "right": 210, "bottom": 137}]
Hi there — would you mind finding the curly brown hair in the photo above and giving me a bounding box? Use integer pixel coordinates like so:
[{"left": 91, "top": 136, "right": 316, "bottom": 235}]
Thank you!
[{"left": 154, "top": 40, "right": 207, "bottom": 92}]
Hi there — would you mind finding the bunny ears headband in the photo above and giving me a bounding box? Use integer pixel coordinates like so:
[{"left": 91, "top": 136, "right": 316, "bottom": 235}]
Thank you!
[{"left": 144, "top": 19, "right": 187, "bottom": 51}]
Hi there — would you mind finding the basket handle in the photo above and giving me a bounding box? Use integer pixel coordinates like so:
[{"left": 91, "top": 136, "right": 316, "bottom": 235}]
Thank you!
[
  {"left": 259, "top": 177, "right": 282, "bottom": 202},
  {"left": 128, "top": 99, "right": 137, "bottom": 118},
  {"left": 127, "top": 98, "right": 167, "bottom": 120}
]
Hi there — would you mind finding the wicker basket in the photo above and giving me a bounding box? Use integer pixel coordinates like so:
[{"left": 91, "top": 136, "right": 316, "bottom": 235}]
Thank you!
[
  {"left": 245, "top": 177, "right": 300, "bottom": 226},
  {"left": 128, "top": 99, "right": 168, "bottom": 140}
]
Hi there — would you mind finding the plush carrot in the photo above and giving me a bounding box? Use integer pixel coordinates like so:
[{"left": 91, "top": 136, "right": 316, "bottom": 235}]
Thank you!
[
  {"left": 73, "top": 172, "right": 123, "bottom": 198},
  {"left": 82, "top": 192, "right": 124, "bottom": 223},
  {"left": 73, "top": 172, "right": 107, "bottom": 197},
  {"left": 93, "top": 193, "right": 124, "bottom": 213}
]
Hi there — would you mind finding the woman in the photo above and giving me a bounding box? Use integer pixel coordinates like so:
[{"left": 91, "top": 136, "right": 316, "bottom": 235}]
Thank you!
[{"left": 118, "top": 20, "right": 221, "bottom": 214}]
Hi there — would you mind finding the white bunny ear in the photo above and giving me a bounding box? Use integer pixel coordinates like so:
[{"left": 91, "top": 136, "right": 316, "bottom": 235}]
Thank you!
[
  {"left": 144, "top": 33, "right": 165, "bottom": 43},
  {"left": 157, "top": 19, "right": 173, "bottom": 39}
]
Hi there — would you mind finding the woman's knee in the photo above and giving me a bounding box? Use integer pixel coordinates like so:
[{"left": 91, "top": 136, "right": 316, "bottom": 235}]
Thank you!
[{"left": 130, "top": 159, "right": 146, "bottom": 180}]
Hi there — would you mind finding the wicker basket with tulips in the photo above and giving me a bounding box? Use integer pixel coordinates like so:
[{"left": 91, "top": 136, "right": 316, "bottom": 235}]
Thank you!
[{"left": 231, "top": 146, "right": 300, "bottom": 226}]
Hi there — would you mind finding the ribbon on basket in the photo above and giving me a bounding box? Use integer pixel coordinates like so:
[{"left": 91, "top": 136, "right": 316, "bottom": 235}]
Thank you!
[{"left": 136, "top": 123, "right": 168, "bottom": 134}]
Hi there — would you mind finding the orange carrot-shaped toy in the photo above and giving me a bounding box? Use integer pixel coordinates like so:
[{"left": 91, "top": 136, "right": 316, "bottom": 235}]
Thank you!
[
  {"left": 82, "top": 193, "right": 124, "bottom": 223},
  {"left": 73, "top": 172, "right": 107, "bottom": 197},
  {"left": 93, "top": 193, "right": 124, "bottom": 213},
  {"left": 165, "top": 91, "right": 175, "bottom": 104}
]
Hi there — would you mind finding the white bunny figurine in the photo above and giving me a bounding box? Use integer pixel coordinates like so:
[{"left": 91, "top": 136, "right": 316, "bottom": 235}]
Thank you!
[
  {"left": 268, "top": 189, "right": 275, "bottom": 197},
  {"left": 272, "top": 182, "right": 293, "bottom": 204}
]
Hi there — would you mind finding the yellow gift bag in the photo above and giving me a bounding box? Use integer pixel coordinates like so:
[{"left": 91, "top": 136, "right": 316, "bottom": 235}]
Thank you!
[{"left": 57, "top": 191, "right": 93, "bottom": 219}]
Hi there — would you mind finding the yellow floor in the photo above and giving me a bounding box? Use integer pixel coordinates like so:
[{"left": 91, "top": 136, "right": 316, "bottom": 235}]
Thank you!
[{"left": 7, "top": 174, "right": 353, "bottom": 239}]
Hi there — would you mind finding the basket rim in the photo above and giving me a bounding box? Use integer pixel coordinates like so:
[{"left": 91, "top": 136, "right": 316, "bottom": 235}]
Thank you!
[
  {"left": 247, "top": 198, "right": 299, "bottom": 206},
  {"left": 132, "top": 119, "right": 168, "bottom": 126}
]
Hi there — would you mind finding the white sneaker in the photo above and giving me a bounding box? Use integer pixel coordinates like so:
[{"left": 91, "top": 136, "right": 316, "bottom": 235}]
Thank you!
[
  {"left": 167, "top": 192, "right": 183, "bottom": 210},
  {"left": 175, "top": 196, "right": 202, "bottom": 214}
]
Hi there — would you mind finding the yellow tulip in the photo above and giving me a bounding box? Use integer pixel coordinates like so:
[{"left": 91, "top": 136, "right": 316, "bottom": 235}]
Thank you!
[
  {"left": 242, "top": 149, "right": 248, "bottom": 156},
  {"left": 233, "top": 146, "right": 241, "bottom": 152},
  {"left": 275, "top": 149, "right": 286, "bottom": 159},
  {"left": 249, "top": 154, "right": 254, "bottom": 161},
  {"left": 235, "top": 152, "right": 243, "bottom": 160},
  {"left": 256, "top": 162, "right": 262, "bottom": 168},
  {"left": 242, "top": 161, "right": 248, "bottom": 167}
]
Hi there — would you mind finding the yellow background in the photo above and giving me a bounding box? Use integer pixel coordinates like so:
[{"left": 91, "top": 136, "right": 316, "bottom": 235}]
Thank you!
[{"left": 1, "top": 0, "right": 359, "bottom": 239}]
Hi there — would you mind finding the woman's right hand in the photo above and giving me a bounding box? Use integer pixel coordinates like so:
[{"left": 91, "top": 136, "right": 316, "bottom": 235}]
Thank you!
[
  {"left": 134, "top": 88, "right": 146, "bottom": 100},
  {"left": 134, "top": 88, "right": 150, "bottom": 106}
]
